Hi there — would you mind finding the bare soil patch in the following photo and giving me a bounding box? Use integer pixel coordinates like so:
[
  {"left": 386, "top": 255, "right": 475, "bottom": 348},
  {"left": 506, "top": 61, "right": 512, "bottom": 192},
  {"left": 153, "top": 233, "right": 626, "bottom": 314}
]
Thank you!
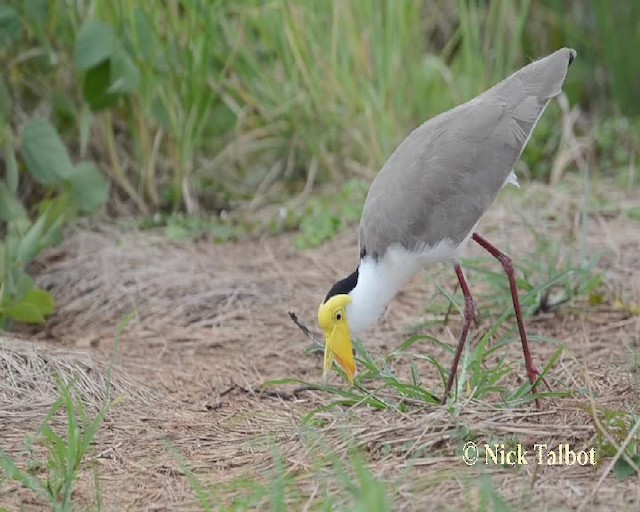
[{"left": 1, "top": 180, "right": 639, "bottom": 510}]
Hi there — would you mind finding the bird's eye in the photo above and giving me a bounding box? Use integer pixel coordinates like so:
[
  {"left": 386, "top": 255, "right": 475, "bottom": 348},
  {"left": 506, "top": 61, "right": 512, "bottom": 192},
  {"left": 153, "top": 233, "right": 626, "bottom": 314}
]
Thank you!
[{"left": 336, "top": 312, "right": 342, "bottom": 321}]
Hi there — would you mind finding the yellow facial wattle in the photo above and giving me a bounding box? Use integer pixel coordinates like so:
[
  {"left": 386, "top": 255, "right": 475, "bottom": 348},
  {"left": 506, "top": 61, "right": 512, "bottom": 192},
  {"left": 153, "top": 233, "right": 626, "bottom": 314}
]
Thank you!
[{"left": 318, "top": 294, "right": 355, "bottom": 383}]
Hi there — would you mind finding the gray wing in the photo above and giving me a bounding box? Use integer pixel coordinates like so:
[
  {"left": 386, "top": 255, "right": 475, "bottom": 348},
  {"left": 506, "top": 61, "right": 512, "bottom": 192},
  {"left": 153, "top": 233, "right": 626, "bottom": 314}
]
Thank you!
[{"left": 360, "top": 48, "right": 576, "bottom": 259}]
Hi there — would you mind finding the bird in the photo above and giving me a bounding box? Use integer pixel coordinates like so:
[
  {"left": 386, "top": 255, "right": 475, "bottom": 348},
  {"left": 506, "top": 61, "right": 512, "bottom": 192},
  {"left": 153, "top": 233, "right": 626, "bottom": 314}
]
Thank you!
[{"left": 317, "top": 48, "right": 576, "bottom": 405}]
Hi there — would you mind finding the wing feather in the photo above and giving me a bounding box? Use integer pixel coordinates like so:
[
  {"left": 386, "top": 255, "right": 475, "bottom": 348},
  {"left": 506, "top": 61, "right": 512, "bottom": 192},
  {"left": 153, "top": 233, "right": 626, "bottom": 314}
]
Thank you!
[{"left": 360, "top": 48, "right": 575, "bottom": 259}]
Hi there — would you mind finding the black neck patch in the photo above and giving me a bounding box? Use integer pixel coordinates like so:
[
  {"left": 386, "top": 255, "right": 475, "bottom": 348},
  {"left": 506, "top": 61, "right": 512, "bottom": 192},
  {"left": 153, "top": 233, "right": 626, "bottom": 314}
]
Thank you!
[{"left": 324, "top": 267, "right": 359, "bottom": 303}]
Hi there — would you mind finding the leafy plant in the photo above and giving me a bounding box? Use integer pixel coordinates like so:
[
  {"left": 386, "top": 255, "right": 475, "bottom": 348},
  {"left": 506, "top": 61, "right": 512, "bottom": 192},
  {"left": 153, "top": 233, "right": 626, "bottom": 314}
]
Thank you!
[
  {"left": 1, "top": 118, "right": 107, "bottom": 330},
  {"left": 0, "top": 376, "right": 118, "bottom": 511},
  {"left": 0, "top": 1, "right": 111, "bottom": 331}
]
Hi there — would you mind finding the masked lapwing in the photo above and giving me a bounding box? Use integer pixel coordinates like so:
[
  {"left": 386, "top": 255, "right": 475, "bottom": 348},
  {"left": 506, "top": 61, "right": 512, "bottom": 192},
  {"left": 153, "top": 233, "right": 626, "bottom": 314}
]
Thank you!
[{"left": 318, "top": 48, "right": 576, "bottom": 405}]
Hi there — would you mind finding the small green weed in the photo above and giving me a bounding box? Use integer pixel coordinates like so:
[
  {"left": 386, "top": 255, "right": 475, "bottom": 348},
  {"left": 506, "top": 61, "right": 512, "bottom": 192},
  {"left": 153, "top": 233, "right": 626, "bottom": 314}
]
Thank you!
[
  {"left": 0, "top": 377, "right": 120, "bottom": 511},
  {"left": 295, "top": 179, "right": 368, "bottom": 249},
  {"left": 139, "top": 212, "right": 246, "bottom": 243},
  {"left": 0, "top": 311, "right": 132, "bottom": 510},
  {"left": 0, "top": 117, "right": 108, "bottom": 330},
  {"left": 175, "top": 441, "right": 393, "bottom": 511}
]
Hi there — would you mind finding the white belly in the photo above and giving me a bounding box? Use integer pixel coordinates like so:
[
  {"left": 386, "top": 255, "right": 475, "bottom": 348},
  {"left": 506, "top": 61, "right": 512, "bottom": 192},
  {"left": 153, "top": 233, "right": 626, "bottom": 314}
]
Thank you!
[
  {"left": 347, "top": 227, "right": 475, "bottom": 336},
  {"left": 346, "top": 172, "right": 519, "bottom": 336}
]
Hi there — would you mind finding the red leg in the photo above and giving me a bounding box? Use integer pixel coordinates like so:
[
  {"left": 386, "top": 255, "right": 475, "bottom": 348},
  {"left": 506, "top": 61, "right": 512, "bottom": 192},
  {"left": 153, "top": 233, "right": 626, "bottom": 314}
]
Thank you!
[
  {"left": 443, "top": 262, "right": 475, "bottom": 403},
  {"left": 471, "top": 232, "right": 544, "bottom": 407}
]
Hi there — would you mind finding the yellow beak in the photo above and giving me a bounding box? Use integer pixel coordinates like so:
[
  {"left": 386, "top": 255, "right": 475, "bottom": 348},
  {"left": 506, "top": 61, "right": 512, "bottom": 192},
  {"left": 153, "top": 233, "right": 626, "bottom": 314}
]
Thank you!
[{"left": 322, "top": 323, "right": 356, "bottom": 384}]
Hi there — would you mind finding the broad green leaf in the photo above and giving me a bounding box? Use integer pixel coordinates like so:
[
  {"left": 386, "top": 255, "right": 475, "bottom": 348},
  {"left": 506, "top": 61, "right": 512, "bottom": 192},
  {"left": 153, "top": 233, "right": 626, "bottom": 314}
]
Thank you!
[
  {"left": 613, "top": 455, "right": 640, "bottom": 480},
  {"left": 83, "top": 60, "right": 118, "bottom": 111},
  {"left": 0, "top": 6, "right": 22, "bottom": 49},
  {"left": 21, "top": 118, "right": 74, "bottom": 185},
  {"left": 24, "top": 288, "right": 55, "bottom": 316},
  {"left": 67, "top": 162, "right": 109, "bottom": 213},
  {"left": 0, "top": 182, "right": 26, "bottom": 221},
  {"left": 4, "top": 301, "right": 44, "bottom": 324},
  {"left": 74, "top": 21, "right": 115, "bottom": 70},
  {"left": 109, "top": 43, "right": 140, "bottom": 94}
]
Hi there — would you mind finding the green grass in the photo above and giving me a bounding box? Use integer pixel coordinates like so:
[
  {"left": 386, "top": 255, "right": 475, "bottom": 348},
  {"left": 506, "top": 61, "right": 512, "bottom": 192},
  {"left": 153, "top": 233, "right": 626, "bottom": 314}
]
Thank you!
[
  {"left": 172, "top": 444, "right": 395, "bottom": 511},
  {"left": 268, "top": 325, "right": 563, "bottom": 421},
  {"left": 0, "top": 376, "right": 119, "bottom": 511},
  {"left": 2, "top": 1, "right": 640, "bottom": 508},
  {"left": 4, "top": 0, "right": 636, "bottom": 218},
  {"left": 0, "top": 311, "right": 133, "bottom": 510}
]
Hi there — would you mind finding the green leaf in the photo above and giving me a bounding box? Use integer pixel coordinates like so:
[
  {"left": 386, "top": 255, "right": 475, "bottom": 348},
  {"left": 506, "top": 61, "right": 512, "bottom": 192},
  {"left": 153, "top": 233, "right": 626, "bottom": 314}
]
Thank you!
[
  {"left": 24, "top": 288, "right": 55, "bottom": 316},
  {"left": 613, "top": 455, "right": 640, "bottom": 480},
  {"left": 3, "top": 131, "right": 19, "bottom": 194},
  {"left": 4, "top": 301, "right": 45, "bottom": 324},
  {"left": 83, "top": 60, "right": 118, "bottom": 111},
  {"left": 3, "top": 234, "right": 19, "bottom": 272},
  {"left": 67, "top": 162, "right": 109, "bottom": 213},
  {"left": 0, "top": 182, "right": 26, "bottom": 221},
  {"left": 134, "top": 7, "right": 155, "bottom": 61},
  {"left": 39, "top": 193, "right": 71, "bottom": 229},
  {"left": 151, "top": 96, "right": 172, "bottom": 130},
  {"left": 0, "top": 450, "right": 47, "bottom": 498},
  {"left": 16, "top": 213, "right": 47, "bottom": 263},
  {"left": 109, "top": 43, "right": 140, "bottom": 94},
  {"left": 74, "top": 21, "right": 115, "bottom": 70},
  {"left": 21, "top": 118, "right": 74, "bottom": 185},
  {"left": 11, "top": 268, "right": 34, "bottom": 301},
  {"left": 52, "top": 88, "right": 77, "bottom": 123},
  {"left": 0, "top": 6, "right": 22, "bottom": 49},
  {"left": 40, "top": 214, "right": 65, "bottom": 248},
  {"left": 24, "top": 0, "right": 49, "bottom": 28}
]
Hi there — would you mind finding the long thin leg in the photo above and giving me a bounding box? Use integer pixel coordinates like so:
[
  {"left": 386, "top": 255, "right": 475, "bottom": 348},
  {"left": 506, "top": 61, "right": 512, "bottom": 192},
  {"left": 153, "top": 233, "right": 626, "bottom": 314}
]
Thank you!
[
  {"left": 471, "top": 232, "right": 543, "bottom": 405},
  {"left": 442, "top": 262, "right": 475, "bottom": 403}
]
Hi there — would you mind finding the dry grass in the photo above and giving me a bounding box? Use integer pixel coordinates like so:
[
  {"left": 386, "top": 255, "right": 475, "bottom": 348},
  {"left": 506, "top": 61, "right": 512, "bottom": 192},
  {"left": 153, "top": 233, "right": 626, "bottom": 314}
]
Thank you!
[
  {"left": 2, "top": 178, "right": 640, "bottom": 510},
  {"left": 0, "top": 336, "right": 158, "bottom": 426}
]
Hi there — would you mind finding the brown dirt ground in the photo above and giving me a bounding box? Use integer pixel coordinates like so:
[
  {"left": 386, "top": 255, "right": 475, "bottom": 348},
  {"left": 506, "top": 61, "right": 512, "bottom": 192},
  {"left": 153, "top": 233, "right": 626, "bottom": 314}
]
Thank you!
[{"left": 1, "top": 179, "right": 639, "bottom": 511}]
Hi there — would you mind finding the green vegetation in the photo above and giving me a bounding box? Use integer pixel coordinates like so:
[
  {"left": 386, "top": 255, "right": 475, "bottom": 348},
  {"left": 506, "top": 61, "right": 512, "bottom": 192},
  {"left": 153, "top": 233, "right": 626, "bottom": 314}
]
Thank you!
[
  {"left": 1, "top": 0, "right": 639, "bottom": 327},
  {"left": 0, "top": 115, "right": 107, "bottom": 329},
  {"left": 2, "top": 0, "right": 639, "bottom": 211},
  {"left": 0, "top": 376, "right": 118, "bottom": 511},
  {"left": 1, "top": 0, "right": 636, "bottom": 330},
  {"left": 1, "top": 1, "right": 639, "bottom": 509},
  {"left": 171, "top": 445, "right": 394, "bottom": 511}
]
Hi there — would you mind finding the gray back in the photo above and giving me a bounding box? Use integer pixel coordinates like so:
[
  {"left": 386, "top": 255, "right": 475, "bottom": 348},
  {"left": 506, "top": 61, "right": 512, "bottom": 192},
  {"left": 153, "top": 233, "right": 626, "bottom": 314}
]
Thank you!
[{"left": 360, "top": 48, "right": 576, "bottom": 259}]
